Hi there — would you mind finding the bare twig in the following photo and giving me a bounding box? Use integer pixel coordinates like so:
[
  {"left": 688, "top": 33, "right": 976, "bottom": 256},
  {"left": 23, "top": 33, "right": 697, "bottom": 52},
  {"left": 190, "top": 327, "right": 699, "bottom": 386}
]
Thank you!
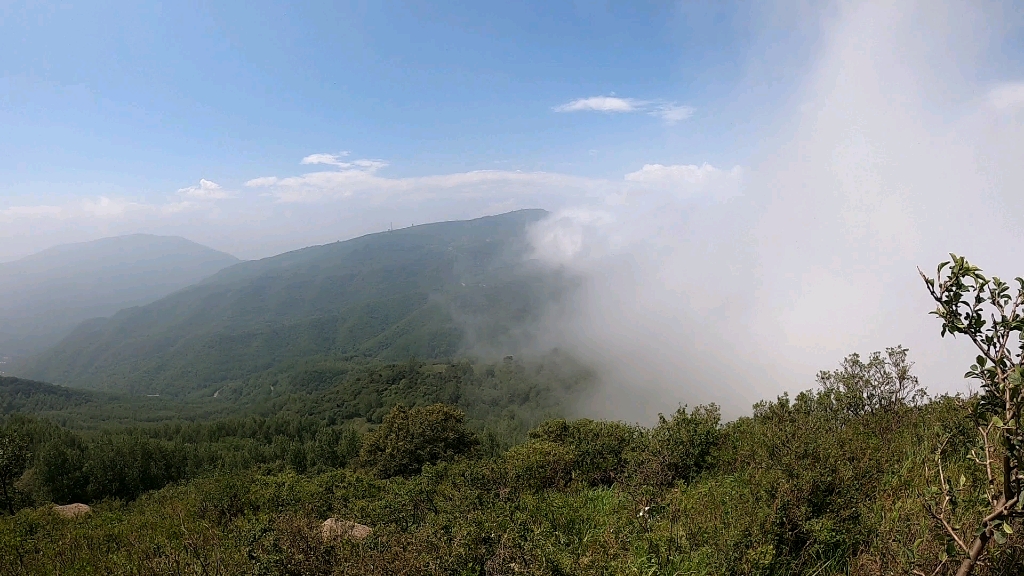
[
  {"left": 978, "top": 425, "right": 997, "bottom": 505},
  {"left": 925, "top": 504, "right": 970, "bottom": 555}
]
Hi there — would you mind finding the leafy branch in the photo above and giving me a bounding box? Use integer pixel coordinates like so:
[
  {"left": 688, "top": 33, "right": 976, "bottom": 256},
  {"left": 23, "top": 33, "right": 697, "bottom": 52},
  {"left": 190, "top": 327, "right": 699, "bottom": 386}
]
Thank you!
[{"left": 919, "top": 254, "right": 1024, "bottom": 576}]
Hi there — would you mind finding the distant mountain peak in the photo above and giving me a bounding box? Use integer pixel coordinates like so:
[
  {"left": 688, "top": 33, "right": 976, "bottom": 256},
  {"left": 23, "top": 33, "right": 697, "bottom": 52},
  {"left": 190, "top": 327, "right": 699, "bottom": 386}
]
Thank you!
[
  {"left": 16, "top": 234, "right": 237, "bottom": 263},
  {"left": 0, "top": 235, "right": 241, "bottom": 358}
]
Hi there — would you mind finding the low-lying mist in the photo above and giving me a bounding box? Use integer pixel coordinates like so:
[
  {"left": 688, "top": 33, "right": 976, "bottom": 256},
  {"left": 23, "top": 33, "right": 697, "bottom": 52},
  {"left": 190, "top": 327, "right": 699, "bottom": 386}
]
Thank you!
[{"left": 526, "top": 0, "right": 1024, "bottom": 422}]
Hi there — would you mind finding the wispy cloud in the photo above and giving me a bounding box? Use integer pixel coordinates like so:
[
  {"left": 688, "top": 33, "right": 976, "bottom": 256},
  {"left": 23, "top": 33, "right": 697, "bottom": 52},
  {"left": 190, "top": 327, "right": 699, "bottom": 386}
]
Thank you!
[
  {"left": 651, "top": 104, "right": 695, "bottom": 124},
  {"left": 0, "top": 197, "right": 146, "bottom": 222},
  {"left": 244, "top": 176, "right": 279, "bottom": 187},
  {"left": 624, "top": 163, "right": 739, "bottom": 185},
  {"left": 1, "top": 156, "right": 742, "bottom": 263},
  {"left": 245, "top": 154, "right": 746, "bottom": 207},
  {"left": 141, "top": 153, "right": 752, "bottom": 208},
  {"left": 554, "top": 96, "right": 642, "bottom": 113},
  {"left": 624, "top": 163, "right": 743, "bottom": 200},
  {"left": 988, "top": 82, "right": 1024, "bottom": 110},
  {"left": 297, "top": 153, "right": 389, "bottom": 172},
  {"left": 81, "top": 196, "right": 140, "bottom": 216},
  {"left": 177, "top": 179, "right": 235, "bottom": 200},
  {"left": 0, "top": 204, "right": 63, "bottom": 219},
  {"left": 258, "top": 165, "right": 604, "bottom": 204},
  {"left": 555, "top": 96, "right": 694, "bottom": 124},
  {"left": 300, "top": 152, "right": 350, "bottom": 167}
]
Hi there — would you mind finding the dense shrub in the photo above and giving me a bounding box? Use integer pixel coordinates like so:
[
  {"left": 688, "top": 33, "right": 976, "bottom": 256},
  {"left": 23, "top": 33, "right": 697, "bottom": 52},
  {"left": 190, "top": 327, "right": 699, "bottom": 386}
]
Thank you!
[
  {"left": 528, "top": 418, "right": 641, "bottom": 486},
  {"left": 632, "top": 404, "right": 721, "bottom": 488},
  {"left": 502, "top": 440, "right": 577, "bottom": 493},
  {"left": 359, "top": 404, "right": 479, "bottom": 479}
]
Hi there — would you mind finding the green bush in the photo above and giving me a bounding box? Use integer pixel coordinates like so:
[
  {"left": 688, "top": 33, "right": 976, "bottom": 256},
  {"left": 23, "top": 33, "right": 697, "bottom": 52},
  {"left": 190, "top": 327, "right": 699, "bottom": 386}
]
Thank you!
[
  {"left": 626, "top": 404, "right": 721, "bottom": 490},
  {"left": 359, "top": 404, "right": 479, "bottom": 479},
  {"left": 528, "top": 419, "right": 641, "bottom": 486},
  {"left": 502, "top": 440, "right": 577, "bottom": 493}
]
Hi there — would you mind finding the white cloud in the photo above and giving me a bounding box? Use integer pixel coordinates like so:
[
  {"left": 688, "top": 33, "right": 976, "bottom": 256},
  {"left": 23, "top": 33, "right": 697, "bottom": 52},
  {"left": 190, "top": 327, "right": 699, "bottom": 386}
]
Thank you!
[
  {"left": 300, "top": 152, "right": 351, "bottom": 167},
  {"left": 988, "top": 82, "right": 1024, "bottom": 110},
  {"left": 81, "top": 196, "right": 139, "bottom": 217},
  {"left": 555, "top": 96, "right": 641, "bottom": 113},
  {"left": 624, "top": 163, "right": 743, "bottom": 201},
  {"left": 624, "top": 163, "right": 740, "bottom": 184},
  {"left": 1, "top": 197, "right": 154, "bottom": 223},
  {"left": 246, "top": 153, "right": 608, "bottom": 204},
  {"left": 177, "top": 179, "right": 235, "bottom": 200},
  {"left": 652, "top": 104, "right": 695, "bottom": 124},
  {"left": 0, "top": 205, "right": 63, "bottom": 219},
  {"left": 0, "top": 155, "right": 738, "bottom": 264},
  {"left": 298, "top": 153, "right": 389, "bottom": 172},
  {"left": 525, "top": 0, "right": 1024, "bottom": 420},
  {"left": 264, "top": 166, "right": 603, "bottom": 204},
  {"left": 351, "top": 159, "right": 388, "bottom": 170},
  {"left": 556, "top": 96, "right": 694, "bottom": 124},
  {"left": 160, "top": 201, "right": 197, "bottom": 215},
  {"left": 526, "top": 161, "right": 750, "bottom": 418},
  {"left": 245, "top": 176, "right": 279, "bottom": 187}
]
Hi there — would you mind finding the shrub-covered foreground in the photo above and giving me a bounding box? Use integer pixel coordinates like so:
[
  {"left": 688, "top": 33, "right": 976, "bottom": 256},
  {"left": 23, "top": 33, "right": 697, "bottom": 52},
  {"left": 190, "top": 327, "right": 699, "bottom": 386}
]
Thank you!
[{"left": 2, "top": 373, "right": 1023, "bottom": 575}]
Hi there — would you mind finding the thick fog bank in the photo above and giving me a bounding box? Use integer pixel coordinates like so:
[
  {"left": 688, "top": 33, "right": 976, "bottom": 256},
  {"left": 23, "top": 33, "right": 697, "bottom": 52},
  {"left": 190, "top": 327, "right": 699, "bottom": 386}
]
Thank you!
[{"left": 527, "top": 0, "right": 1024, "bottom": 422}]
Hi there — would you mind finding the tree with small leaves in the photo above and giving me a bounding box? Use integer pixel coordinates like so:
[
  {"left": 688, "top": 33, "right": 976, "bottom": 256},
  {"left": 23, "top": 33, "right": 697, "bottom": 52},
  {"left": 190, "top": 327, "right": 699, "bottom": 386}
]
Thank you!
[
  {"left": 919, "top": 254, "right": 1024, "bottom": 576},
  {"left": 0, "top": 428, "right": 30, "bottom": 514},
  {"left": 815, "top": 345, "right": 927, "bottom": 418},
  {"left": 359, "top": 404, "right": 479, "bottom": 479}
]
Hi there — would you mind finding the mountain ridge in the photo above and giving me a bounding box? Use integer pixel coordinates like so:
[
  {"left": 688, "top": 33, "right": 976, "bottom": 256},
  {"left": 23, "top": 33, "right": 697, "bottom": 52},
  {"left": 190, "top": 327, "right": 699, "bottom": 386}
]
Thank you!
[
  {"left": 15, "top": 210, "right": 558, "bottom": 396},
  {"left": 0, "top": 234, "right": 240, "bottom": 358}
]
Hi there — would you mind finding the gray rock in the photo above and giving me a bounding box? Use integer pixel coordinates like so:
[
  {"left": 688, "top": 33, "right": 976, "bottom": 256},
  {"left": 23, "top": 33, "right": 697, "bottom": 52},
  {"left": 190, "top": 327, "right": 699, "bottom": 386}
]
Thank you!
[
  {"left": 53, "top": 503, "right": 91, "bottom": 518},
  {"left": 321, "top": 518, "right": 372, "bottom": 542}
]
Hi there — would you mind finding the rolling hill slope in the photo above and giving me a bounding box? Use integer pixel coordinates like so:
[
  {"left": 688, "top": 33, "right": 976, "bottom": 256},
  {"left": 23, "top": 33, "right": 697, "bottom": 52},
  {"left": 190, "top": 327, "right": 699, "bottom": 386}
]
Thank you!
[
  {"left": 0, "top": 235, "right": 239, "bottom": 358},
  {"left": 0, "top": 376, "right": 96, "bottom": 415},
  {"left": 16, "top": 210, "right": 560, "bottom": 396}
]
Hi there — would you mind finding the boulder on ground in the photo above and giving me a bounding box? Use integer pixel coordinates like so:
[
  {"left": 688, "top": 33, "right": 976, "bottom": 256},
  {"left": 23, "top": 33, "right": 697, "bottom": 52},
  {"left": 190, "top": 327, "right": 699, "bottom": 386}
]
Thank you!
[
  {"left": 53, "top": 503, "right": 91, "bottom": 518},
  {"left": 321, "top": 518, "right": 372, "bottom": 542}
]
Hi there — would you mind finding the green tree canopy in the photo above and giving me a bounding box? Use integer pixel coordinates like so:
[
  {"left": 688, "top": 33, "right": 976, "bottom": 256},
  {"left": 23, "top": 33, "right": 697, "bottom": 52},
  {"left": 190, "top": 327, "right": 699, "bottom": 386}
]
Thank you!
[{"left": 359, "top": 404, "right": 479, "bottom": 479}]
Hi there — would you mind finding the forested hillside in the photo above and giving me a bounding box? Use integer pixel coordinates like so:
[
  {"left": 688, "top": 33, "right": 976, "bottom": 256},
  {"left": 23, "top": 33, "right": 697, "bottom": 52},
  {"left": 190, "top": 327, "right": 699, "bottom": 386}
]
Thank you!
[
  {"left": 0, "top": 354, "right": 590, "bottom": 503},
  {"left": 15, "top": 210, "right": 559, "bottom": 396},
  {"left": 2, "top": 348, "right": 1022, "bottom": 575},
  {"left": 0, "top": 376, "right": 96, "bottom": 415},
  {"left": 0, "top": 235, "right": 238, "bottom": 359}
]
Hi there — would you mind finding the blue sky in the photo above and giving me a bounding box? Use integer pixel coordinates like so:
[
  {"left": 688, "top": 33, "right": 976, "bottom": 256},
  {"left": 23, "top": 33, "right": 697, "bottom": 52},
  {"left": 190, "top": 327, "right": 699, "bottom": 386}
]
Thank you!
[
  {"left": 2, "top": 0, "right": 768, "bottom": 183},
  {"left": 0, "top": 0, "right": 825, "bottom": 259},
  {"left": 1, "top": 1, "right": 1022, "bottom": 262}
]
